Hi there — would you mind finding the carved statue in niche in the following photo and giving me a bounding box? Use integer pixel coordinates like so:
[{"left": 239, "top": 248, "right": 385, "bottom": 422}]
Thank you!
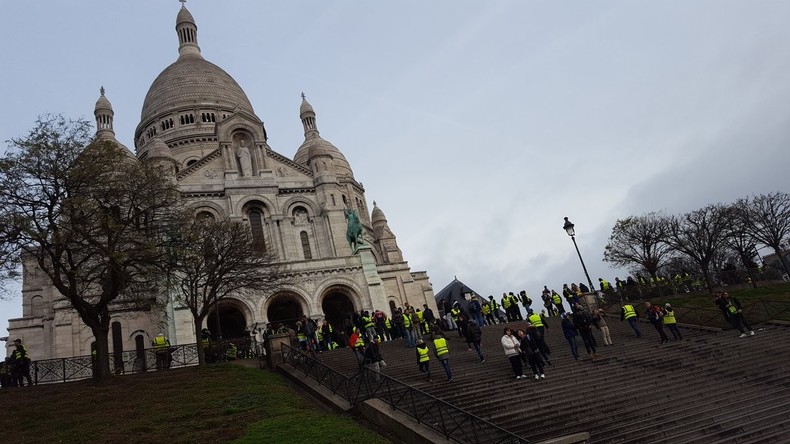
[
  {"left": 236, "top": 136, "right": 253, "bottom": 177},
  {"left": 294, "top": 208, "right": 308, "bottom": 225}
]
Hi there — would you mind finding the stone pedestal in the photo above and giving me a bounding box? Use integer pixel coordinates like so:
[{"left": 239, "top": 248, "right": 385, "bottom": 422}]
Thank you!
[
  {"left": 264, "top": 333, "right": 293, "bottom": 370},
  {"left": 357, "top": 245, "right": 388, "bottom": 312}
]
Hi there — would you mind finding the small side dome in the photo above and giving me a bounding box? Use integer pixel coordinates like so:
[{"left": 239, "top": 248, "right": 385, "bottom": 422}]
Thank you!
[
  {"left": 294, "top": 136, "right": 354, "bottom": 178},
  {"left": 146, "top": 137, "right": 175, "bottom": 161},
  {"left": 371, "top": 202, "right": 387, "bottom": 225},
  {"left": 176, "top": 6, "right": 196, "bottom": 27},
  {"left": 95, "top": 87, "right": 113, "bottom": 112}
]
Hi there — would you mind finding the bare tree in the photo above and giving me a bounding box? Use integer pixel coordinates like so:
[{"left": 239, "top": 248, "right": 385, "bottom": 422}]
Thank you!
[
  {"left": 738, "top": 192, "right": 790, "bottom": 276},
  {"left": 0, "top": 115, "right": 181, "bottom": 380},
  {"left": 724, "top": 204, "right": 760, "bottom": 288},
  {"left": 167, "top": 217, "right": 285, "bottom": 366},
  {"left": 665, "top": 204, "right": 732, "bottom": 292},
  {"left": 603, "top": 212, "right": 672, "bottom": 281}
]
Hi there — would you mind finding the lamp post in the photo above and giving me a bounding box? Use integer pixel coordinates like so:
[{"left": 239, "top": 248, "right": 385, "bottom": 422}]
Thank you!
[{"left": 563, "top": 217, "right": 595, "bottom": 292}]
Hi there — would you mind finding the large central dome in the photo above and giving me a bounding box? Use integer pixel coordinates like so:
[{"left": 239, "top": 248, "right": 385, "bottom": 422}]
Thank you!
[
  {"left": 135, "top": 5, "right": 256, "bottom": 147},
  {"left": 140, "top": 55, "right": 254, "bottom": 123}
]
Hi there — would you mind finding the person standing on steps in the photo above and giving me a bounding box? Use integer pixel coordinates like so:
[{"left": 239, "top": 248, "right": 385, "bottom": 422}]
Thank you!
[
  {"left": 526, "top": 322, "right": 552, "bottom": 366},
  {"left": 662, "top": 303, "right": 683, "bottom": 341},
  {"left": 415, "top": 340, "right": 432, "bottom": 382},
  {"left": 432, "top": 332, "right": 453, "bottom": 382},
  {"left": 722, "top": 292, "right": 755, "bottom": 338},
  {"left": 572, "top": 305, "right": 598, "bottom": 360},
  {"left": 645, "top": 301, "right": 669, "bottom": 344},
  {"left": 621, "top": 302, "right": 642, "bottom": 338},
  {"left": 517, "top": 329, "right": 546, "bottom": 380},
  {"left": 465, "top": 319, "right": 485, "bottom": 363},
  {"left": 593, "top": 308, "right": 613, "bottom": 346},
  {"left": 560, "top": 313, "right": 581, "bottom": 361},
  {"left": 552, "top": 290, "right": 565, "bottom": 315},
  {"left": 501, "top": 327, "right": 526, "bottom": 379}
]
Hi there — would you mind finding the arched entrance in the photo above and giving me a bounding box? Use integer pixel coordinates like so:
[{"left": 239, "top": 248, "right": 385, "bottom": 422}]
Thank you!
[
  {"left": 208, "top": 305, "right": 247, "bottom": 340},
  {"left": 322, "top": 291, "right": 355, "bottom": 334},
  {"left": 267, "top": 294, "right": 303, "bottom": 328}
]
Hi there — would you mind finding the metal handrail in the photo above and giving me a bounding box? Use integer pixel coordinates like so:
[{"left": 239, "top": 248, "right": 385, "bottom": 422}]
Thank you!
[
  {"left": 18, "top": 339, "right": 263, "bottom": 386},
  {"left": 598, "top": 297, "right": 790, "bottom": 330},
  {"left": 280, "top": 344, "right": 528, "bottom": 444}
]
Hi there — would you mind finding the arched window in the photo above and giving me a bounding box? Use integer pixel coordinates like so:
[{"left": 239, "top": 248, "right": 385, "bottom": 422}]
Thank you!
[
  {"left": 300, "top": 231, "right": 312, "bottom": 260},
  {"left": 249, "top": 210, "right": 266, "bottom": 252},
  {"left": 30, "top": 295, "right": 44, "bottom": 317},
  {"left": 196, "top": 211, "right": 215, "bottom": 224}
]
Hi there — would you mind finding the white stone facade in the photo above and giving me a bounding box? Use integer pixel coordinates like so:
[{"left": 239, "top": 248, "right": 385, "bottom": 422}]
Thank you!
[{"left": 6, "top": 5, "right": 436, "bottom": 360}]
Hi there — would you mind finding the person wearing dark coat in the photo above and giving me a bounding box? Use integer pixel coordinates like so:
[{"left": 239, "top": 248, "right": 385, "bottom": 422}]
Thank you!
[
  {"left": 465, "top": 319, "right": 485, "bottom": 363},
  {"left": 517, "top": 329, "right": 545, "bottom": 380},
  {"left": 560, "top": 313, "right": 580, "bottom": 360},
  {"left": 572, "top": 307, "right": 598, "bottom": 360}
]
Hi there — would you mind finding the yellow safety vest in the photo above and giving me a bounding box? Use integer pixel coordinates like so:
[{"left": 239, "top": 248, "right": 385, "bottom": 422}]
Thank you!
[
  {"left": 450, "top": 308, "right": 461, "bottom": 320},
  {"left": 663, "top": 310, "right": 676, "bottom": 325},
  {"left": 417, "top": 346, "right": 430, "bottom": 363},
  {"left": 385, "top": 319, "right": 391, "bottom": 329},
  {"left": 489, "top": 300, "right": 499, "bottom": 311},
  {"left": 363, "top": 316, "right": 374, "bottom": 329},
  {"left": 403, "top": 314, "right": 412, "bottom": 328},
  {"left": 623, "top": 305, "right": 637, "bottom": 320},
  {"left": 417, "top": 311, "right": 424, "bottom": 322},
  {"left": 433, "top": 338, "right": 449, "bottom": 357},
  {"left": 354, "top": 336, "right": 365, "bottom": 349},
  {"left": 552, "top": 294, "right": 562, "bottom": 304},
  {"left": 482, "top": 304, "right": 491, "bottom": 315},
  {"left": 153, "top": 336, "right": 169, "bottom": 350},
  {"left": 727, "top": 303, "right": 738, "bottom": 314},
  {"left": 528, "top": 314, "right": 543, "bottom": 328}
]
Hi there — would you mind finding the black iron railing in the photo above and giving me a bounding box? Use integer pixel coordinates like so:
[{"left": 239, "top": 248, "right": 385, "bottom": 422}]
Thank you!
[
  {"left": 280, "top": 344, "right": 527, "bottom": 444},
  {"left": 23, "top": 338, "right": 261, "bottom": 385},
  {"left": 598, "top": 297, "right": 790, "bottom": 330}
]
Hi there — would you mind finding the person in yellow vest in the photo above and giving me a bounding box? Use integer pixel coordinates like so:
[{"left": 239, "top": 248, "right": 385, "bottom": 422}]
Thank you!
[
  {"left": 508, "top": 292, "right": 522, "bottom": 321},
  {"left": 10, "top": 339, "right": 32, "bottom": 387},
  {"left": 620, "top": 303, "right": 642, "bottom": 338},
  {"left": 598, "top": 278, "right": 612, "bottom": 293},
  {"left": 501, "top": 292, "right": 512, "bottom": 322},
  {"left": 402, "top": 309, "right": 416, "bottom": 348},
  {"left": 662, "top": 303, "right": 683, "bottom": 341},
  {"left": 415, "top": 339, "right": 431, "bottom": 382},
  {"left": 432, "top": 333, "right": 453, "bottom": 382},
  {"left": 152, "top": 333, "right": 171, "bottom": 370},
  {"left": 527, "top": 309, "right": 545, "bottom": 335},
  {"left": 488, "top": 296, "right": 504, "bottom": 324},
  {"left": 551, "top": 290, "right": 565, "bottom": 315},
  {"left": 481, "top": 301, "right": 492, "bottom": 325}
]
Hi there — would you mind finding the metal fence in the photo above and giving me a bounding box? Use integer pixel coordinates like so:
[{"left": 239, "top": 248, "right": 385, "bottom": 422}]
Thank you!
[
  {"left": 280, "top": 344, "right": 528, "bottom": 444},
  {"left": 25, "top": 338, "right": 261, "bottom": 385},
  {"left": 599, "top": 297, "right": 790, "bottom": 330}
]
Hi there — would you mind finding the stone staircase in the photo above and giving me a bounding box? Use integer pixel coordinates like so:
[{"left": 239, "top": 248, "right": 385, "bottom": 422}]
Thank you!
[{"left": 316, "top": 318, "right": 790, "bottom": 443}]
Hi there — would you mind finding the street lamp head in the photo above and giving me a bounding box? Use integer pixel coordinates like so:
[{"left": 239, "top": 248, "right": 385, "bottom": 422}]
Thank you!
[{"left": 563, "top": 217, "right": 575, "bottom": 237}]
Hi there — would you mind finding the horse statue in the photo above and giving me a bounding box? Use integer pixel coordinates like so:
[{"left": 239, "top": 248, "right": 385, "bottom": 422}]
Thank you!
[{"left": 344, "top": 208, "right": 364, "bottom": 253}]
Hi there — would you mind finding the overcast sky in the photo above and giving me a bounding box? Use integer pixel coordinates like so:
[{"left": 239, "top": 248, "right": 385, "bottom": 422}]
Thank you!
[{"left": 2, "top": 1, "right": 789, "bottom": 332}]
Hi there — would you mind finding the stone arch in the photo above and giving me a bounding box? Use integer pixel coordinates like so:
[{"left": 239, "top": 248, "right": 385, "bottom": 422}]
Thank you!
[
  {"left": 387, "top": 296, "right": 402, "bottom": 314},
  {"left": 207, "top": 297, "right": 255, "bottom": 340},
  {"left": 320, "top": 284, "right": 359, "bottom": 334},
  {"left": 237, "top": 195, "right": 277, "bottom": 217},
  {"left": 314, "top": 277, "right": 365, "bottom": 309},
  {"left": 281, "top": 196, "right": 320, "bottom": 218},
  {"left": 264, "top": 290, "right": 309, "bottom": 328},
  {"left": 188, "top": 201, "right": 226, "bottom": 220},
  {"left": 183, "top": 156, "right": 200, "bottom": 168}
]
